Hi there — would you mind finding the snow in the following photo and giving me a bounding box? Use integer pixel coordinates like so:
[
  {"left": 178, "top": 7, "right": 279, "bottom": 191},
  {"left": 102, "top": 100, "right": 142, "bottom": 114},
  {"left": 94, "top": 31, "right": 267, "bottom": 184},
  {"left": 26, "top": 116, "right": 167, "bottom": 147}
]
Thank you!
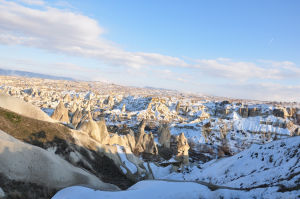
[
  {"left": 116, "top": 145, "right": 138, "bottom": 174},
  {"left": 120, "top": 166, "right": 127, "bottom": 174},
  {"left": 42, "top": 108, "right": 54, "bottom": 116},
  {"left": 0, "top": 187, "right": 5, "bottom": 198},
  {"left": 147, "top": 163, "right": 172, "bottom": 179},
  {"left": 163, "top": 136, "right": 300, "bottom": 190},
  {"left": 232, "top": 112, "right": 290, "bottom": 135},
  {"left": 52, "top": 180, "right": 300, "bottom": 199},
  {"left": 117, "top": 96, "right": 152, "bottom": 112}
]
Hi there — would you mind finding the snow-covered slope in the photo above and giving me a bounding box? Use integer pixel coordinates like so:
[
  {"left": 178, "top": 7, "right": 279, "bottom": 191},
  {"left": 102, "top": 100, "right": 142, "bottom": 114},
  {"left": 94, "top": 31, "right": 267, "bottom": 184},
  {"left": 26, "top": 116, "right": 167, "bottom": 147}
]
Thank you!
[
  {"left": 166, "top": 136, "right": 300, "bottom": 191},
  {"left": 52, "top": 180, "right": 299, "bottom": 199}
]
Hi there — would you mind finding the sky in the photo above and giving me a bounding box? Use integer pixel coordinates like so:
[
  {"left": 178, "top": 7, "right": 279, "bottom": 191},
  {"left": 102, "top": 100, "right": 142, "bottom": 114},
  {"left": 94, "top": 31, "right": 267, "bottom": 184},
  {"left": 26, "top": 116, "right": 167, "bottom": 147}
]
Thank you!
[{"left": 0, "top": 0, "right": 300, "bottom": 102}]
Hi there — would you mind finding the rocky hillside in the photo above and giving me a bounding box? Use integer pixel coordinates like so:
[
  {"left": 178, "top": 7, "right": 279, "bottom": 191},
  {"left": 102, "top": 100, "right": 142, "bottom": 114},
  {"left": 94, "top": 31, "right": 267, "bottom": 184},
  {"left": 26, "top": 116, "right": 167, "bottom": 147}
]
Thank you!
[{"left": 0, "top": 76, "right": 299, "bottom": 199}]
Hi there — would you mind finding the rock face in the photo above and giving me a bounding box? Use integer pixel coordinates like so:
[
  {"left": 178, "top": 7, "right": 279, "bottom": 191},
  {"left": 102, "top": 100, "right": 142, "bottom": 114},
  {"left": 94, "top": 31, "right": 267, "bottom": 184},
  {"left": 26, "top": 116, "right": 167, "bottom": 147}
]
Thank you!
[
  {"left": 105, "top": 95, "right": 114, "bottom": 108},
  {"left": 70, "top": 129, "right": 148, "bottom": 182},
  {"left": 158, "top": 123, "right": 171, "bottom": 148},
  {"left": 63, "top": 94, "right": 71, "bottom": 102},
  {"left": 135, "top": 120, "right": 158, "bottom": 155},
  {"left": 51, "top": 101, "right": 70, "bottom": 123},
  {"left": 0, "top": 130, "right": 118, "bottom": 191},
  {"left": 0, "top": 93, "right": 54, "bottom": 122},
  {"left": 71, "top": 108, "right": 83, "bottom": 128},
  {"left": 297, "top": 111, "right": 300, "bottom": 124},
  {"left": 78, "top": 114, "right": 109, "bottom": 144},
  {"left": 175, "top": 101, "right": 181, "bottom": 113},
  {"left": 175, "top": 133, "right": 190, "bottom": 166},
  {"left": 121, "top": 104, "right": 126, "bottom": 112},
  {"left": 70, "top": 103, "right": 77, "bottom": 114},
  {"left": 109, "top": 130, "right": 136, "bottom": 152}
]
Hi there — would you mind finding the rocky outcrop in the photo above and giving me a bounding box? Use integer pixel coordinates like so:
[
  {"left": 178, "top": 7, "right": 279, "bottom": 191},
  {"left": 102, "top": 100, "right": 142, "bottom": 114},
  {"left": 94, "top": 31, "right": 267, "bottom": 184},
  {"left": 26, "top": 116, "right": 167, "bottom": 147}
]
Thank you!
[
  {"left": 51, "top": 101, "right": 70, "bottom": 123},
  {"left": 175, "top": 101, "right": 180, "bottom": 113},
  {"left": 0, "top": 130, "right": 118, "bottom": 191},
  {"left": 297, "top": 111, "right": 300, "bottom": 124},
  {"left": 122, "top": 104, "right": 126, "bottom": 112},
  {"left": 175, "top": 133, "right": 190, "bottom": 166},
  {"left": 238, "top": 107, "right": 263, "bottom": 118},
  {"left": 287, "top": 121, "right": 300, "bottom": 136},
  {"left": 135, "top": 120, "right": 158, "bottom": 155},
  {"left": 63, "top": 94, "right": 71, "bottom": 102},
  {"left": 105, "top": 95, "right": 114, "bottom": 107},
  {"left": 202, "top": 122, "right": 212, "bottom": 143},
  {"left": 158, "top": 123, "right": 171, "bottom": 148},
  {"left": 0, "top": 93, "right": 54, "bottom": 122},
  {"left": 70, "top": 129, "right": 149, "bottom": 182},
  {"left": 70, "top": 102, "right": 78, "bottom": 114},
  {"left": 273, "top": 107, "right": 297, "bottom": 119},
  {"left": 71, "top": 108, "right": 83, "bottom": 128},
  {"left": 109, "top": 130, "right": 136, "bottom": 152},
  {"left": 78, "top": 113, "right": 109, "bottom": 144}
]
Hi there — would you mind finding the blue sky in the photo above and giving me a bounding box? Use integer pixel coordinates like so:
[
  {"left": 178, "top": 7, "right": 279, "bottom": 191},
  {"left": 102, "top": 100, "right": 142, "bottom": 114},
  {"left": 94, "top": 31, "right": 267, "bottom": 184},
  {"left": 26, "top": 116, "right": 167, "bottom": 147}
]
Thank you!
[{"left": 0, "top": 0, "right": 300, "bottom": 101}]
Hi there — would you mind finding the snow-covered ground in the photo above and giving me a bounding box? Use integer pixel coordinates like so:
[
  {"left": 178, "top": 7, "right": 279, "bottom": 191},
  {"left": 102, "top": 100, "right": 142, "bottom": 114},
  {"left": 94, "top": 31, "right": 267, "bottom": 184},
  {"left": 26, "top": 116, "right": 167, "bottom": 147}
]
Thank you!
[
  {"left": 52, "top": 180, "right": 299, "bottom": 199},
  {"left": 52, "top": 136, "right": 300, "bottom": 199},
  {"left": 161, "top": 136, "right": 300, "bottom": 191}
]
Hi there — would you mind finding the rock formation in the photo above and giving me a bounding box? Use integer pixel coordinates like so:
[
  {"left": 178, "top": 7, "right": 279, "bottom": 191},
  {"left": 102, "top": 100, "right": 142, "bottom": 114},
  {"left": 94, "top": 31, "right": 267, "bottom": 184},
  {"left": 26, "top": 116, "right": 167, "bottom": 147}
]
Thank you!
[
  {"left": 158, "top": 123, "right": 171, "bottom": 148},
  {"left": 70, "top": 102, "right": 78, "bottom": 114},
  {"left": 78, "top": 113, "right": 109, "bottom": 144},
  {"left": 51, "top": 101, "right": 70, "bottom": 123},
  {"left": 135, "top": 120, "right": 158, "bottom": 155},
  {"left": 175, "top": 133, "right": 190, "bottom": 166},
  {"left": 0, "top": 93, "right": 54, "bottom": 122},
  {"left": 202, "top": 122, "right": 212, "bottom": 143},
  {"left": 0, "top": 130, "right": 118, "bottom": 191},
  {"left": 63, "top": 94, "right": 71, "bottom": 102},
  {"left": 122, "top": 104, "right": 126, "bottom": 112},
  {"left": 71, "top": 108, "right": 83, "bottom": 128},
  {"left": 175, "top": 101, "right": 180, "bottom": 113},
  {"left": 105, "top": 95, "right": 114, "bottom": 107}
]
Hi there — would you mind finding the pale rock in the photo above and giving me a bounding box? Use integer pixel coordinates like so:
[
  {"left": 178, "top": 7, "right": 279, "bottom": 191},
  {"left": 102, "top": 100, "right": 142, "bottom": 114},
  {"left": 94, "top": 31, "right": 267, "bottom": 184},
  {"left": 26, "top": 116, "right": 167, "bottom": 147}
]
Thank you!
[
  {"left": 71, "top": 108, "right": 83, "bottom": 128},
  {"left": 175, "top": 133, "right": 190, "bottom": 166},
  {"left": 135, "top": 120, "right": 158, "bottom": 155},
  {"left": 63, "top": 94, "right": 71, "bottom": 102},
  {"left": 78, "top": 114, "right": 110, "bottom": 144},
  {"left": 122, "top": 104, "right": 126, "bottom": 112},
  {"left": 51, "top": 101, "right": 70, "bottom": 123},
  {"left": 0, "top": 130, "right": 118, "bottom": 191},
  {"left": 158, "top": 123, "right": 171, "bottom": 148}
]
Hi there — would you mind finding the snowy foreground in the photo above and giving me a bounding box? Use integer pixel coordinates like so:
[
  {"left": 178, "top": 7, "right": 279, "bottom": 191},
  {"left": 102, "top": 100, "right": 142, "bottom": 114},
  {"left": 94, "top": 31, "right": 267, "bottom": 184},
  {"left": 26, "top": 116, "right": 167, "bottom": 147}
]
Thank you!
[
  {"left": 52, "top": 180, "right": 298, "bottom": 199},
  {"left": 53, "top": 136, "right": 300, "bottom": 199}
]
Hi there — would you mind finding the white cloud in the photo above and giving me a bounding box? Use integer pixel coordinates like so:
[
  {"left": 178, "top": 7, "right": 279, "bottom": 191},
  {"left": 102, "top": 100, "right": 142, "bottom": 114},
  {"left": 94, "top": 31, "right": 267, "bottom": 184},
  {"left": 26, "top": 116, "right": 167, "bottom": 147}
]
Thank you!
[
  {"left": 194, "top": 58, "right": 281, "bottom": 81},
  {"left": 0, "top": 0, "right": 187, "bottom": 69},
  {"left": 219, "top": 82, "right": 300, "bottom": 102},
  {"left": 17, "top": 0, "right": 45, "bottom": 6}
]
